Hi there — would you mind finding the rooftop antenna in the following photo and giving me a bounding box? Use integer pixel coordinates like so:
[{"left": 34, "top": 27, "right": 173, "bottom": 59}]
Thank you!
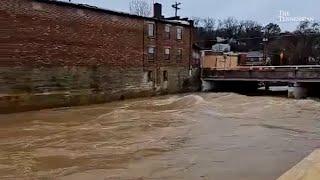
[{"left": 172, "top": 2, "right": 181, "bottom": 17}]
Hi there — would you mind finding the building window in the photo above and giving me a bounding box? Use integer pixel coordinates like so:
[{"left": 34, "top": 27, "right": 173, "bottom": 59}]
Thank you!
[
  {"left": 148, "top": 23, "right": 155, "bottom": 37},
  {"left": 164, "top": 48, "right": 170, "bottom": 60},
  {"left": 163, "top": 71, "right": 168, "bottom": 81},
  {"left": 165, "top": 25, "right": 171, "bottom": 39},
  {"left": 177, "top": 49, "right": 182, "bottom": 61},
  {"left": 147, "top": 71, "right": 154, "bottom": 82},
  {"left": 177, "top": 27, "right": 182, "bottom": 40},
  {"left": 148, "top": 47, "right": 155, "bottom": 61}
]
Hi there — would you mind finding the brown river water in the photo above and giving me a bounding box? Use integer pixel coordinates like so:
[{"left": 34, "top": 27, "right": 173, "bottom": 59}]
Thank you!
[{"left": 0, "top": 93, "right": 320, "bottom": 180}]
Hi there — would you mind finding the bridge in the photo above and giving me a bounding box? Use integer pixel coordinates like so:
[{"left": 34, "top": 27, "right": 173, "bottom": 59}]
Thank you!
[{"left": 201, "top": 65, "right": 320, "bottom": 98}]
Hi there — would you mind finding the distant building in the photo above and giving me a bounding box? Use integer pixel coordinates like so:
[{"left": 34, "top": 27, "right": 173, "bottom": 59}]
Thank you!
[
  {"left": 212, "top": 43, "right": 231, "bottom": 53},
  {"left": 239, "top": 51, "right": 266, "bottom": 66},
  {"left": 247, "top": 51, "right": 264, "bottom": 62},
  {"left": 201, "top": 51, "right": 239, "bottom": 70}
]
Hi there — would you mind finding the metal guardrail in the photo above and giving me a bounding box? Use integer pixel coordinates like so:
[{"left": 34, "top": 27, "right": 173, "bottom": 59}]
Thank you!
[
  {"left": 203, "top": 65, "right": 320, "bottom": 71},
  {"left": 245, "top": 65, "right": 320, "bottom": 69}
]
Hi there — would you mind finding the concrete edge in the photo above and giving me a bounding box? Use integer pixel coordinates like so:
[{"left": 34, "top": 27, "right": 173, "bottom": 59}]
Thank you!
[{"left": 277, "top": 149, "right": 320, "bottom": 180}]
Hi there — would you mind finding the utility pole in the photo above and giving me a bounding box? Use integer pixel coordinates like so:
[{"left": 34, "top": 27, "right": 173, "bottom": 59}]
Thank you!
[
  {"left": 262, "top": 37, "right": 268, "bottom": 64},
  {"left": 172, "top": 2, "right": 181, "bottom": 17}
]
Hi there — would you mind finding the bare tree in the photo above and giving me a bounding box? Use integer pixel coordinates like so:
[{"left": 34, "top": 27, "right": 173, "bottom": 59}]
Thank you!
[
  {"left": 202, "top": 17, "right": 216, "bottom": 32},
  {"left": 191, "top": 17, "right": 202, "bottom": 27},
  {"left": 129, "top": 0, "right": 151, "bottom": 17},
  {"left": 264, "top": 23, "right": 281, "bottom": 35}
]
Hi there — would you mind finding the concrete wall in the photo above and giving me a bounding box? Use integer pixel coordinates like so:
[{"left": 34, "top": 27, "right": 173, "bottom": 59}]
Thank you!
[{"left": 277, "top": 149, "right": 320, "bottom": 180}]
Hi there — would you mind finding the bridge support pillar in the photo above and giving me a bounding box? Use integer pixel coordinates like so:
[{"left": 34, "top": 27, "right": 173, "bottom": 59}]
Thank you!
[
  {"left": 264, "top": 82, "right": 270, "bottom": 91},
  {"left": 288, "top": 82, "right": 308, "bottom": 99},
  {"left": 201, "top": 80, "right": 215, "bottom": 92}
]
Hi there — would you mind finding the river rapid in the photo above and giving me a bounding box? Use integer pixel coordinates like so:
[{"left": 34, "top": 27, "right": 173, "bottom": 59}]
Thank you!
[{"left": 0, "top": 93, "right": 320, "bottom": 180}]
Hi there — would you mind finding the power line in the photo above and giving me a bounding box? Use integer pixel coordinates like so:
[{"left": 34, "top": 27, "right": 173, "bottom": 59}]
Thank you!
[{"left": 171, "top": 2, "right": 181, "bottom": 17}]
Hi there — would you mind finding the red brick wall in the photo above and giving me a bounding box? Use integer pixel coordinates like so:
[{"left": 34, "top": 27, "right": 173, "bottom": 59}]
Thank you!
[
  {"left": 143, "top": 21, "right": 192, "bottom": 68},
  {"left": 1, "top": 0, "right": 144, "bottom": 67},
  {"left": 0, "top": 0, "right": 192, "bottom": 68},
  {"left": 0, "top": 0, "right": 197, "bottom": 113}
]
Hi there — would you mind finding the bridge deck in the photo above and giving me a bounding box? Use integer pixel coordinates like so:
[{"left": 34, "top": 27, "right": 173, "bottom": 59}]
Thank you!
[{"left": 202, "top": 65, "right": 320, "bottom": 83}]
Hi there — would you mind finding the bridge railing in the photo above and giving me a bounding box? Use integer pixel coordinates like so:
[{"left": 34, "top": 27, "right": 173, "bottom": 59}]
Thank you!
[
  {"left": 202, "top": 65, "right": 320, "bottom": 71},
  {"left": 201, "top": 65, "right": 320, "bottom": 82}
]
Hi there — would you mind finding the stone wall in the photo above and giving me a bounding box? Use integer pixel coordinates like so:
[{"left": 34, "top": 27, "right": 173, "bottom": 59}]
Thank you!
[{"left": 0, "top": 66, "right": 192, "bottom": 113}]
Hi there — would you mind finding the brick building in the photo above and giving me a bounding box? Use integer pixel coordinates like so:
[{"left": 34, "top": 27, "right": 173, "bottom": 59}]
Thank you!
[{"left": 0, "top": 0, "right": 198, "bottom": 113}]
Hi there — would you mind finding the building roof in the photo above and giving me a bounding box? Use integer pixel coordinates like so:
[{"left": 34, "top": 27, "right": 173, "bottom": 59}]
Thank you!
[
  {"left": 212, "top": 43, "right": 231, "bottom": 53},
  {"left": 33, "top": 0, "right": 192, "bottom": 27}
]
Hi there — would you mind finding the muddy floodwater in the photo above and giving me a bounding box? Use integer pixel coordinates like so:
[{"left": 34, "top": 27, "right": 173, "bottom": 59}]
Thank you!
[{"left": 0, "top": 93, "right": 320, "bottom": 180}]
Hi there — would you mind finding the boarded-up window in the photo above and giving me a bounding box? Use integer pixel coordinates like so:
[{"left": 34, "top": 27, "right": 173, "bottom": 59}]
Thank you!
[
  {"left": 163, "top": 71, "right": 168, "bottom": 81},
  {"left": 148, "top": 23, "right": 155, "bottom": 37},
  {"left": 148, "top": 47, "right": 155, "bottom": 60},
  {"left": 147, "top": 71, "right": 154, "bottom": 82},
  {"left": 165, "top": 25, "right": 171, "bottom": 39},
  {"left": 177, "top": 27, "right": 182, "bottom": 40},
  {"left": 164, "top": 48, "right": 170, "bottom": 60},
  {"left": 177, "top": 49, "right": 182, "bottom": 61}
]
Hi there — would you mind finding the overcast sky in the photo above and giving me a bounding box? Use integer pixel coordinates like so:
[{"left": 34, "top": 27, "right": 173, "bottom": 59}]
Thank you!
[{"left": 61, "top": 0, "right": 319, "bottom": 31}]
